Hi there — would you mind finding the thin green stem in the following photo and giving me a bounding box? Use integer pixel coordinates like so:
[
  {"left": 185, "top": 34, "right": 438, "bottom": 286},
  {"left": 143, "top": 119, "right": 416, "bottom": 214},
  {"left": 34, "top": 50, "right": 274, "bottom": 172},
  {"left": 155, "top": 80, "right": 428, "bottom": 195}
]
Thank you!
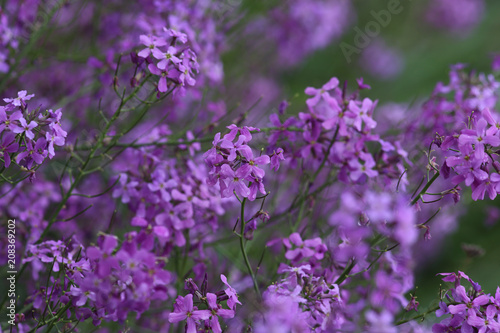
[
  {"left": 395, "top": 305, "right": 440, "bottom": 325},
  {"left": 411, "top": 171, "right": 440, "bottom": 205},
  {"left": 71, "top": 126, "right": 304, "bottom": 151},
  {"left": 239, "top": 198, "right": 261, "bottom": 299}
]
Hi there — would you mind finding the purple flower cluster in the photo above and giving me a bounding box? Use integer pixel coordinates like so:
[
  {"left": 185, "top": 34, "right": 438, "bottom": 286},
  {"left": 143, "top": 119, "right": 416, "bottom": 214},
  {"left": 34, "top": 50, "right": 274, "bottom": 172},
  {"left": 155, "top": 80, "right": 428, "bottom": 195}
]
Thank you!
[
  {"left": 24, "top": 233, "right": 174, "bottom": 325},
  {"left": 258, "top": 231, "right": 417, "bottom": 332},
  {"left": 0, "top": 179, "right": 60, "bottom": 262},
  {"left": 0, "top": 91, "right": 66, "bottom": 177},
  {"left": 254, "top": 268, "right": 342, "bottom": 332},
  {"left": 418, "top": 65, "right": 500, "bottom": 201},
  {"left": 266, "top": 77, "right": 407, "bottom": 187},
  {"left": 136, "top": 31, "right": 198, "bottom": 94},
  {"left": 1, "top": 1, "right": 499, "bottom": 331},
  {"left": 434, "top": 271, "right": 500, "bottom": 333},
  {"left": 245, "top": 77, "right": 436, "bottom": 331},
  {"left": 111, "top": 127, "right": 232, "bottom": 258},
  {"left": 134, "top": 0, "right": 236, "bottom": 88},
  {"left": 283, "top": 232, "right": 327, "bottom": 263},
  {"left": 168, "top": 275, "right": 239, "bottom": 333},
  {"left": 204, "top": 125, "right": 281, "bottom": 201},
  {"left": 23, "top": 239, "right": 87, "bottom": 280}
]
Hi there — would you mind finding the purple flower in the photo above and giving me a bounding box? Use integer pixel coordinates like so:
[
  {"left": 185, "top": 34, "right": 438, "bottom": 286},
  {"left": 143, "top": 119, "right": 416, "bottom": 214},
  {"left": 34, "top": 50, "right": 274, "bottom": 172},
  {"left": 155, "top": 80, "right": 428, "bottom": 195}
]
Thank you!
[
  {"left": 206, "top": 292, "right": 234, "bottom": 333},
  {"left": 137, "top": 34, "right": 167, "bottom": 58},
  {"left": 15, "top": 137, "right": 46, "bottom": 167},
  {"left": 12, "top": 117, "right": 37, "bottom": 140},
  {"left": 467, "top": 305, "right": 500, "bottom": 333},
  {"left": 148, "top": 169, "right": 178, "bottom": 202},
  {"left": 432, "top": 316, "right": 466, "bottom": 333},
  {"left": 459, "top": 118, "right": 500, "bottom": 160},
  {"left": 152, "top": 46, "right": 181, "bottom": 69},
  {"left": 219, "top": 164, "right": 250, "bottom": 198},
  {"left": 224, "top": 124, "right": 257, "bottom": 143},
  {"left": 277, "top": 264, "right": 312, "bottom": 278},
  {"left": 448, "top": 285, "right": 490, "bottom": 316},
  {"left": 112, "top": 174, "right": 139, "bottom": 203},
  {"left": 360, "top": 40, "right": 404, "bottom": 80},
  {"left": 348, "top": 152, "right": 379, "bottom": 181},
  {"left": 166, "top": 27, "right": 188, "bottom": 43},
  {"left": 0, "top": 109, "right": 22, "bottom": 133},
  {"left": 69, "top": 285, "right": 95, "bottom": 307},
  {"left": 283, "top": 233, "right": 326, "bottom": 262},
  {"left": 3, "top": 90, "right": 35, "bottom": 107},
  {"left": 268, "top": 113, "right": 297, "bottom": 145},
  {"left": 357, "top": 78, "right": 371, "bottom": 90},
  {"left": 248, "top": 177, "right": 266, "bottom": 201},
  {"left": 270, "top": 148, "right": 285, "bottom": 171},
  {"left": 86, "top": 234, "right": 120, "bottom": 276},
  {"left": 220, "top": 274, "right": 241, "bottom": 310},
  {"left": 365, "top": 310, "right": 397, "bottom": 333},
  {"left": 168, "top": 294, "right": 211, "bottom": 333},
  {"left": 305, "top": 77, "right": 340, "bottom": 110},
  {"left": 347, "top": 98, "right": 377, "bottom": 131},
  {"left": 301, "top": 119, "right": 323, "bottom": 159},
  {"left": 425, "top": 0, "right": 484, "bottom": 32},
  {"left": 178, "top": 131, "right": 201, "bottom": 156},
  {"left": 436, "top": 301, "right": 450, "bottom": 317},
  {"left": 370, "top": 271, "right": 409, "bottom": 313},
  {"left": 0, "top": 132, "right": 19, "bottom": 167},
  {"left": 171, "top": 184, "right": 210, "bottom": 217},
  {"left": 438, "top": 271, "right": 471, "bottom": 287},
  {"left": 148, "top": 63, "right": 179, "bottom": 93},
  {"left": 492, "top": 287, "right": 500, "bottom": 308},
  {"left": 178, "top": 57, "right": 197, "bottom": 86},
  {"left": 45, "top": 128, "right": 66, "bottom": 159},
  {"left": 238, "top": 149, "right": 270, "bottom": 179},
  {"left": 447, "top": 144, "right": 488, "bottom": 186},
  {"left": 471, "top": 173, "right": 500, "bottom": 201}
]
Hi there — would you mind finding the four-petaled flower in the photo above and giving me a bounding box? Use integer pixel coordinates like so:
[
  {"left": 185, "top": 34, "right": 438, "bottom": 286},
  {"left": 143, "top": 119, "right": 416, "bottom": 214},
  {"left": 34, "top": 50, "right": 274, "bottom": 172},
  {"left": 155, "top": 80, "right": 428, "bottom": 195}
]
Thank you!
[
  {"left": 13, "top": 117, "right": 38, "bottom": 140},
  {"left": 168, "top": 294, "right": 211, "bottom": 333},
  {"left": 137, "top": 35, "right": 167, "bottom": 58},
  {"left": 206, "top": 292, "right": 235, "bottom": 333},
  {"left": 305, "top": 77, "right": 340, "bottom": 110},
  {"left": 3, "top": 90, "right": 35, "bottom": 107}
]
